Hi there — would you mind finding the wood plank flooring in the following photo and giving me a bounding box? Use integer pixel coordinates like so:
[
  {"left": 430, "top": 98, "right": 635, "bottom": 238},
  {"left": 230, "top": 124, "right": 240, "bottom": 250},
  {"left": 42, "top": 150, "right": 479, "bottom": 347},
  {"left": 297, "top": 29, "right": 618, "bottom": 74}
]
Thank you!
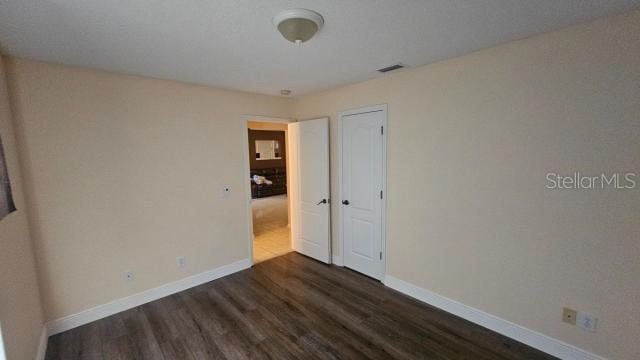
[{"left": 45, "top": 253, "right": 557, "bottom": 359}]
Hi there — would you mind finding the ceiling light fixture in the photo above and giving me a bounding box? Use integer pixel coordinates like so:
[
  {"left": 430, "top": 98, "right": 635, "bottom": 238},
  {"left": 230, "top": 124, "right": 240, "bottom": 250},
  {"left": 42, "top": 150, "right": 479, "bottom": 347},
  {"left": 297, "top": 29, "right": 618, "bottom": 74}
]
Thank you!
[{"left": 273, "top": 9, "right": 324, "bottom": 44}]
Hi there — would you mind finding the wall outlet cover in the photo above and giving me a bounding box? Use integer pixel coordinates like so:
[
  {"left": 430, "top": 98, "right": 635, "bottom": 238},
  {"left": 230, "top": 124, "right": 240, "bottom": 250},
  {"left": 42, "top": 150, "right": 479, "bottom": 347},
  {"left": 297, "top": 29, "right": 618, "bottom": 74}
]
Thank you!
[
  {"left": 577, "top": 312, "right": 598, "bottom": 333},
  {"left": 177, "top": 256, "right": 186, "bottom": 268},
  {"left": 562, "top": 307, "right": 577, "bottom": 325}
]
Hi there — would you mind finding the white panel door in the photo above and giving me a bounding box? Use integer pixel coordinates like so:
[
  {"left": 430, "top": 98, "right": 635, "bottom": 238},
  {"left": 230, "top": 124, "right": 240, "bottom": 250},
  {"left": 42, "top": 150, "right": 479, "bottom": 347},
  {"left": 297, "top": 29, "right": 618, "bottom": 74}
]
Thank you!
[
  {"left": 342, "top": 108, "right": 385, "bottom": 279},
  {"left": 288, "top": 118, "right": 330, "bottom": 263}
]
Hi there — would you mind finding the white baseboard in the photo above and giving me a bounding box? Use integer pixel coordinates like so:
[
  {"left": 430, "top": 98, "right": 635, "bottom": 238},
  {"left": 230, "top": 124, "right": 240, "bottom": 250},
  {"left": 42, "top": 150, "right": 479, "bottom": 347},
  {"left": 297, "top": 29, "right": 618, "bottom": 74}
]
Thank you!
[
  {"left": 46, "top": 258, "right": 251, "bottom": 336},
  {"left": 331, "top": 254, "right": 343, "bottom": 266},
  {"left": 384, "top": 275, "right": 605, "bottom": 360},
  {"left": 35, "top": 326, "right": 48, "bottom": 360}
]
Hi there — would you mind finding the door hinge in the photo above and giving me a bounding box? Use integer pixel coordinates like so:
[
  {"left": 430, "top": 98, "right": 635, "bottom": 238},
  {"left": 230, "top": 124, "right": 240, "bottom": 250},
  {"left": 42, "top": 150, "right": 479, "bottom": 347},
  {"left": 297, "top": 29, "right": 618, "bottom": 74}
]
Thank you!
[
  {"left": 380, "top": 190, "right": 383, "bottom": 199},
  {"left": 381, "top": 126, "right": 384, "bottom": 135},
  {"left": 379, "top": 251, "right": 382, "bottom": 260}
]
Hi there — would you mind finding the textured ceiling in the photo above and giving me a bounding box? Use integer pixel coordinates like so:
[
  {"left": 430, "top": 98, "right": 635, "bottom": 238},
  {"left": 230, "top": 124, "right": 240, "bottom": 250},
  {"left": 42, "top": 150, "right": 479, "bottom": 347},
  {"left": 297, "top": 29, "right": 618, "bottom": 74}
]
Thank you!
[{"left": 1, "top": 1, "right": 639, "bottom": 96}]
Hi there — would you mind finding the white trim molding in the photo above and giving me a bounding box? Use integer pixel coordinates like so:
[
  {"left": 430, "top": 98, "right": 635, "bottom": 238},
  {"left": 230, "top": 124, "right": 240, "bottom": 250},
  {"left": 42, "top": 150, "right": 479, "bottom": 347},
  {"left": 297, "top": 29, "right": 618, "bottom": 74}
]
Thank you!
[
  {"left": 46, "top": 258, "right": 251, "bottom": 336},
  {"left": 35, "top": 326, "right": 48, "bottom": 360},
  {"left": 384, "top": 275, "right": 606, "bottom": 360},
  {"left": 331, "top": 254, "right": 343, "bottom": 266}
]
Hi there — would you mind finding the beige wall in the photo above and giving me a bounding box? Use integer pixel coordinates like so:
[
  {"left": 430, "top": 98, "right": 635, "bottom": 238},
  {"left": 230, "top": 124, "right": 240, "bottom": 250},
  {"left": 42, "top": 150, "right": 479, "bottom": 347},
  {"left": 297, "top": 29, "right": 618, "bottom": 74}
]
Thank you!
[
  {"left": 6, "top": 58, "right": 293, "bottom": 320},
  {"left": 293, "top": 11, "right": 640, "bottom": 360},
  {"left": 0, "top": 57, "right": 45, "bottom": 360}
]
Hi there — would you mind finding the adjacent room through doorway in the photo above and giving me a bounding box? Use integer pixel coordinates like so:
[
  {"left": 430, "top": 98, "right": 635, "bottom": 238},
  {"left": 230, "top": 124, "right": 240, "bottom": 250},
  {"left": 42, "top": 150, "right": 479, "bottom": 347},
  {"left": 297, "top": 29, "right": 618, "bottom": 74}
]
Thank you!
[{"left": 247, "top": 120, "right": 292, "bottom": 263}]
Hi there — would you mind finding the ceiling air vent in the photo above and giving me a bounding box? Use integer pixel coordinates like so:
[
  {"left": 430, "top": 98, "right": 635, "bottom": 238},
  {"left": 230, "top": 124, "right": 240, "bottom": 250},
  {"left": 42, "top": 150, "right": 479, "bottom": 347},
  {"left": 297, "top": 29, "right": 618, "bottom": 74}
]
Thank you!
[{"left": 377, "top": 64, "right": 405, "bottom": 73}]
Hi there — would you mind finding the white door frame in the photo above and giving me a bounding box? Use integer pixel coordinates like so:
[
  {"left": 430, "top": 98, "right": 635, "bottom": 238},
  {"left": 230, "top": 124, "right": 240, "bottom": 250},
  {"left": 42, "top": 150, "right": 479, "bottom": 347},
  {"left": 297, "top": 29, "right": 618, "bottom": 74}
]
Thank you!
[
  {"left": 338, "top": 104, "right": 388, "bottom": 278},
  {"left": 242, "top": 115, "right": 296, "bottom": 265}
]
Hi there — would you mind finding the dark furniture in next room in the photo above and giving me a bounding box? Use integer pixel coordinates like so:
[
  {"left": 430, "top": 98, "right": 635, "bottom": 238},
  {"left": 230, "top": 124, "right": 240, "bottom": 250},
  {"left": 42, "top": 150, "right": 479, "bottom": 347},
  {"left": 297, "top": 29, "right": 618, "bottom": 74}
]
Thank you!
[{"left": 251, "top": 167, "right": 287, "bottom": 198}]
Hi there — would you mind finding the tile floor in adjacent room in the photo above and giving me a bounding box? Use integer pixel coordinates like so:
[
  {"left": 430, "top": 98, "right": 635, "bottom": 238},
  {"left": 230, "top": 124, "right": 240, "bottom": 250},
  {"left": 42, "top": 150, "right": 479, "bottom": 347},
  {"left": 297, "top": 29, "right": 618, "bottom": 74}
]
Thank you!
[{"left": 252, "top": 194, "right": 291, "bottom": 263}]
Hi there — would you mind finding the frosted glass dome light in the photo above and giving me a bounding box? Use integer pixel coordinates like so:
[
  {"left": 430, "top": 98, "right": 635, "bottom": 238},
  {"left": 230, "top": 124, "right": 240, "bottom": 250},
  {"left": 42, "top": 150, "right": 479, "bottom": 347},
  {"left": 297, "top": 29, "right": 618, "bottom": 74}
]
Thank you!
[{"left": 274, "top": 9, "right": 324, "bottom": 44}]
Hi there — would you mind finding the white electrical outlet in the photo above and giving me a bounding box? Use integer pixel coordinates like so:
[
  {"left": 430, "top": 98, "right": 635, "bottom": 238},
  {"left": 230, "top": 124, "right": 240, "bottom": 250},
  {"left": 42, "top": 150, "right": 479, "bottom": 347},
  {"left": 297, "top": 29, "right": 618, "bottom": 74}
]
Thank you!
[
  {"left": 577, "top": 312, "right": 598, "bottom": 333},
  {"left": 177, "top": 256, "right": 186, "bottom": 268},
  {"left": 124, "top": 271, "right": 133, "bottom": 282}
]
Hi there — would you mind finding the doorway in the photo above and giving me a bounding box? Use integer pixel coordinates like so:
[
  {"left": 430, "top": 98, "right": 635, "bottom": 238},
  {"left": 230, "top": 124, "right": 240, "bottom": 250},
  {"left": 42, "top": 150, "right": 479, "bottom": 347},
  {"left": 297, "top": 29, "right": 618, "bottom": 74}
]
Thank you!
[
  {"left": 245, "top": 118, "right": 293, "bottom": 263},
  {"left": 339, "top": 105, "right": 388, "bottom": 280},
  {"left": 243, "top": 116, "right": 332, "bottom": 266}
]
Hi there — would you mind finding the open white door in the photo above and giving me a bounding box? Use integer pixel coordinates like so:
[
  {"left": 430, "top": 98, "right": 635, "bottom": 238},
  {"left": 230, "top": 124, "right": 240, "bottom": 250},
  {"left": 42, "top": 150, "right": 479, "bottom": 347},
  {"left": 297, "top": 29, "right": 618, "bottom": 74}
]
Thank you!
[{"left": 288, "top": 118, "right": 331, "bottom": 263}]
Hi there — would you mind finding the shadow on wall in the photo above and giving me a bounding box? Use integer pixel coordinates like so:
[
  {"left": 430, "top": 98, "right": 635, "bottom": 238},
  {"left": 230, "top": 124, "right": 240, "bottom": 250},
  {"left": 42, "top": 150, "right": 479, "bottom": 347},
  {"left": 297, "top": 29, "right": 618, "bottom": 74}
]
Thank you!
[{"left": 0, "top": 134, "right": 16, "bottom": 220}]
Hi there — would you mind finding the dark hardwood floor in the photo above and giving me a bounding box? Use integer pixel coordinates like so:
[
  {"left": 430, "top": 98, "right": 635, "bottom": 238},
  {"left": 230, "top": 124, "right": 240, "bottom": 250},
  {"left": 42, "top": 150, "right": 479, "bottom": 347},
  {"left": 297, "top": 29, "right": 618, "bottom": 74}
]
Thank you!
[{"left": 45, "top": 253, "right": 556, "bottom": 359}]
